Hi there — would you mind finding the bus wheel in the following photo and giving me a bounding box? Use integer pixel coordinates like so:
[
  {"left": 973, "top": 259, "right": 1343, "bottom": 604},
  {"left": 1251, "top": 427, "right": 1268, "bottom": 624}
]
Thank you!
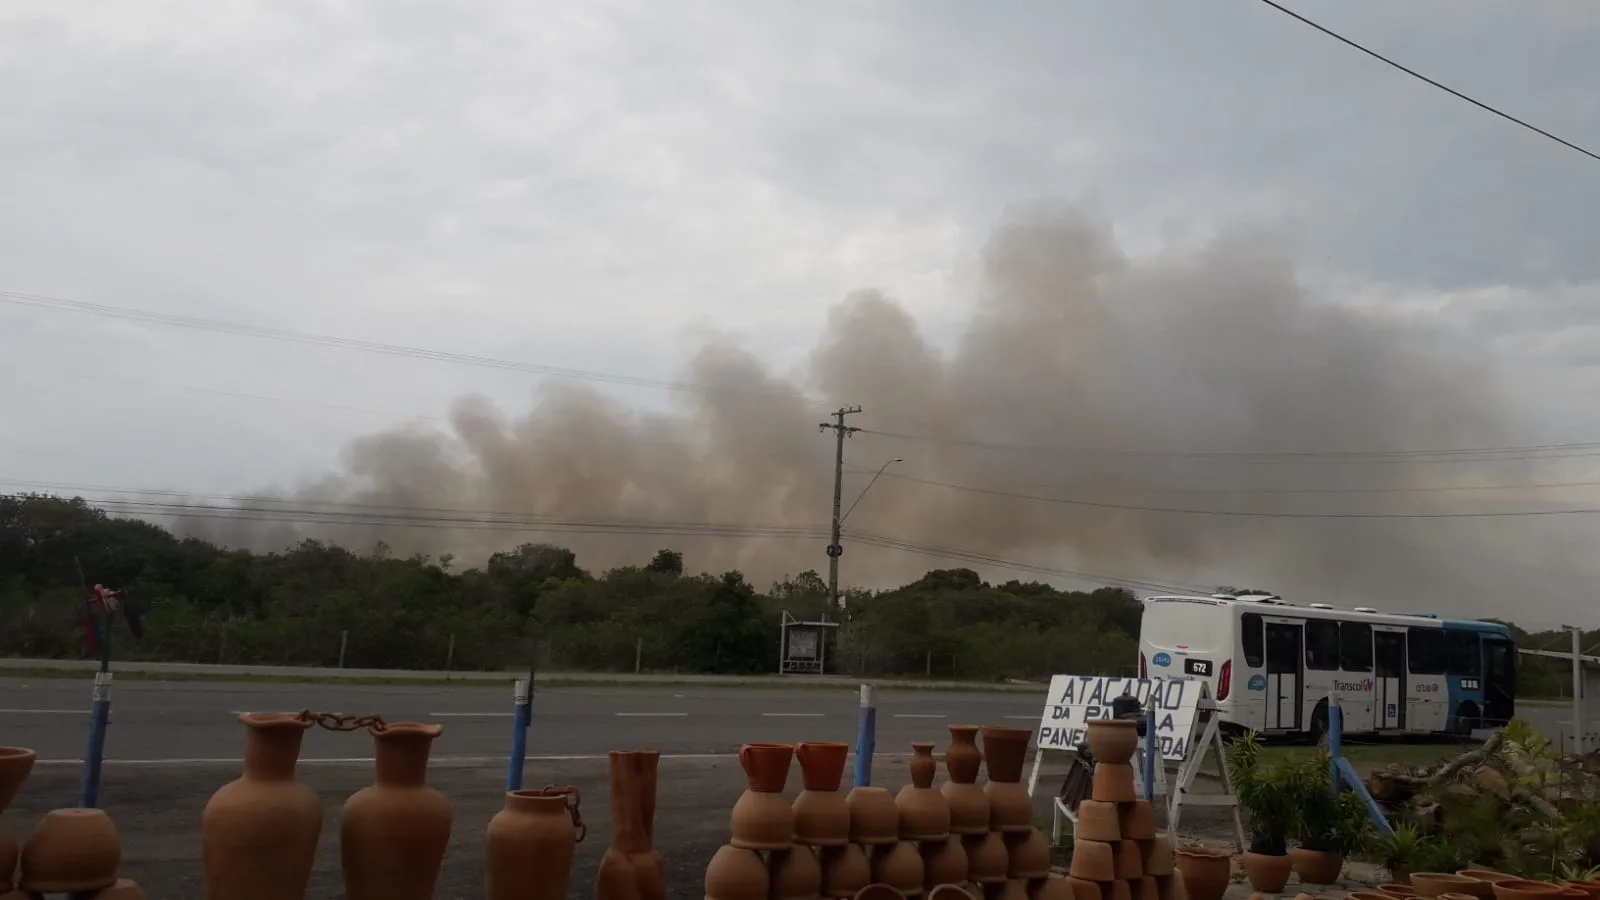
[
  {"left": 1454, "top": 701, "right": 1481, "bottom": 736},
  {"left": 1310, "top": 701, "right": 1330, "bottom": 749}
]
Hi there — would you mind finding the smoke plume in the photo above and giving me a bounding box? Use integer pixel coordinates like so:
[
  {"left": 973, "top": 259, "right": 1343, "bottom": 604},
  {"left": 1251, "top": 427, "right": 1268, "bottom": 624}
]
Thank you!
[{"left": 177, "top": 202, "right": 1559, "bottom": 617}]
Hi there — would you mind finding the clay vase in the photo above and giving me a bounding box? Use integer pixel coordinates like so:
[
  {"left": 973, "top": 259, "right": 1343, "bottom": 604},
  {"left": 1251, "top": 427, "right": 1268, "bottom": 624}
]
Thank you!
[
  {"left": 485, "top": 786, "right": 583, "bottom": 900},
  {"left": 821, "top": 844, "right": 872, "bottom": 898},
  {"left": 794, "top": 741, "right": 851, "bottom": 846},
  {"left": 870, "top": 841, "right": 925, "bottom": 897},
  {"left": 340, "top": 722, "right": 452, "bottom": 900},
  {"left": 1173, "top": 847, "right": 1229, "bottom": 900},
  {"left": 731, "top": 743, "right": 795, "bottom": 851},
  {"left": 1239, "top": 851, "right": 1291, "bottom": 894},
  {"left": 19, "top": 807, "right": 120, "bottom": 894},
  {"left": 598, "top": 750, "right": 665, "bottom": 900},
  {"left": 1085, "top": 720, "right": 1139, "bottom": 765},
  {"left": 963, "top": 832, "right": 1008, "bottom": 884},
  {"left": 897, "top": 743, "right": 951, "bottom": 840},
  {"left": 942, "top": 727, "right": 989, "bottom": 836},
  {"left": 922, "top": 835, "right": 969, "bottom": 888},
  {"left": 1004, "top": 829, "right": 1050, "bottom": 879},
  {"left": 978, "top": 726, "right": 1032, "bottom": 833},
  {"left": 0, "top": 747, "right": 35, "bottom": 895},
  {"left": 846, "top": 787, "right": 901, "bottom": 845},
  {"left": 202, "top": 713, "right": 321, "bottom": 900},
  {"left": 771, "top": 846, "right": 824, "bottom": 900},
  {"left": 706, "top": 845, "right": 769, "bottom": 900}
]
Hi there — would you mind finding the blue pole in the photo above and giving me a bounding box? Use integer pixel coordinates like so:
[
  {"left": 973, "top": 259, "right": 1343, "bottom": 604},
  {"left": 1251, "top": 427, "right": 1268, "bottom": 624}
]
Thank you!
[
  {"left": 853, "top": 684, "right": 877, "bottom": 787},
  {"left": 1142, "top": 694, "right": 1158, "bottom": 801},
  {"left": 506, "top": 678, "right": 531, "bottom": 792},
  {"left": 1327, "top": 691, "right": 1343, "bottom": 795},
  {"left": 79, "top": 671, "right": 112, "bottom": 808}
]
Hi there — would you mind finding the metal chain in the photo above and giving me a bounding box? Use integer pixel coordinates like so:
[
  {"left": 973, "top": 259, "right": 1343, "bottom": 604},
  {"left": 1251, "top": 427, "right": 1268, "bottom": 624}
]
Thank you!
[
  {"left": 538, "top": 784, "right": 586, "bottom": 842},
  {"left": 294, "top": 710, "right": 389, "bottom": 733}
]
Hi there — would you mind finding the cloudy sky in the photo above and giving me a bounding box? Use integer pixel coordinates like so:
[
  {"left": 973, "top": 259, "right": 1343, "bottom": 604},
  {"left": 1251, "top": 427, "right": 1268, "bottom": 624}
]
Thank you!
[{"left": 2, "top": 1, "right": 1598, "bottom": 627}]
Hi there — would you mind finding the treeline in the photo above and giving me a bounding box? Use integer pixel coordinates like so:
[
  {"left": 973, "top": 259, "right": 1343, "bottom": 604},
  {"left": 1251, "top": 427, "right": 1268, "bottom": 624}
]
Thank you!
[{"left": 0, "top": 495, "right": 1141, "bottom": 679}]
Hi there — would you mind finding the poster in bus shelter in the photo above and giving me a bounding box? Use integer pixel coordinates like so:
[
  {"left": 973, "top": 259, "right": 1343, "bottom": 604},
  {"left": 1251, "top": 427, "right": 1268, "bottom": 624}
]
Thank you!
[{"left": 1033, "top": 675, "right": 1206, "bottom": 762}]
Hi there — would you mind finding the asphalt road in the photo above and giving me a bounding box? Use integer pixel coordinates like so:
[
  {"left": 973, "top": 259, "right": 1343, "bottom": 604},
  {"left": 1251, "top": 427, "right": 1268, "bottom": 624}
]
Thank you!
[{"left": 0, "top": 677, "right": 1049, "bottom": 765}]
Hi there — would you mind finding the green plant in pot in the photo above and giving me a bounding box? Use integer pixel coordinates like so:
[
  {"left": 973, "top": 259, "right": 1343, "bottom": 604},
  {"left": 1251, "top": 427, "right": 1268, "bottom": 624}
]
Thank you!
[
  {"left": 1289, "top": 752, "right": 1372, "bottom": 885},
  {"left": 1226, "top": 732, "right": 1297, "bottom": 893}
]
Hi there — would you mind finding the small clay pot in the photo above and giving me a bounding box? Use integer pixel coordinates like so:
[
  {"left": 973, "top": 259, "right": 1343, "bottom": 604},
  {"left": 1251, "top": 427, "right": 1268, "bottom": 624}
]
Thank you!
[
  {"left": 989, "top": 881, "right": 1029, "bottom": 900},
  {"left": 1129, "top": 877, "right": 1160, "bottom": 900},
  {"left": 979, "top": 726, "right": 1031, "bottom": 783},
  {"left": 857, "top": 884, "right": 910, "bottom": 900},
  {"left": 947, "top": 726, "right": 983, "bottom": 783},
  {"left": 706, "top": 844, "right": 769, "bottom": 900},
  {"left": 871, "top": 842, "right": 925, "bottom": 897},
  {"left": 1085, "top": 720, "right": 1139, "bottom": 766},
  {"left": 941, "top": 781, "right": 990, "bottom": 835},
  {"left": 846, "top": 787, "right": 901, "bottom": 845},
  {"left": 795, "top": 742, "right": 851, "bottom": 846},
  {"left": 922, "top": 835, "right": 969, "bottom": 888},
  {"left": 1029, "top": 875, "right": 1074, "bottom": 900},
  {"left": 1118, "top": 800, "right": 1157, "bottom": 840},
  {"left": 910, "top": 742, "right": 938, "bottom": 786},
  {"left": 1067, "top": 839, "right": 1114, "bottom": 881},
  {"left": 963, "top": 832, "right": 1009, "bottom": 884},
  {"left": 771, "top": 846, "right": 825, "bottom": 900},
  {"left": 983, "top": 781, "right": 1033, "bottom": 834},
  {"left": 798, "top": 742, "right": 849, "bottom": 792},
  {"left": 1174, "top": 846, "right": 1230, "bottom": 900},
  {"left": 1153, "top": 873, "right": 1183, "bottom": 900},
  {"left": 1075, "top": 800, "right": 1120, "bottom": 842},
  {"left": 1412, "top": 874, "right": 1482, "bottom": 898},
  {"left": 1066, "top": 876, "right": 1112, "bottom": 900},
  {"left": 821, "top": 844, "right": 872, "bottom": 899},
  {"left": 1239, "top": 851, "right": 1292, "bottom": 894},
  {"left": 1090, "top": 763, "right": 1137, "bottom": 803},
  {"left": 1289, "top": 847, "right": 1343, "bottom": 885},
  {"left": 1452, "top": 881, "right": 1496, "bottom": 900},
  {"left": 740, "top": 743, "right": 796, "bottom": 792},
  {"left": 20, "top": 808, "right": 121, "bottom": 894},
  {"left": 897, "top": 774, "right": 952, "bottom": 840},
  {"left": 1143, "top": 834, "right": 1174, "bottom": 877},
  {"left": 734, "top": 746, "right": 798, "bottom": 849},
  {"left": 933, "top": 886, "right": 977, "bottom": 900},
  {"left": 1004, "top": 829, "right": 1051, "bottom": 879},
  {"left": 0, "top": 748, "right": 35, "bottom": 812},
  {"left": 1114, "top": 839, "right": 1144, "bottom": 879}
]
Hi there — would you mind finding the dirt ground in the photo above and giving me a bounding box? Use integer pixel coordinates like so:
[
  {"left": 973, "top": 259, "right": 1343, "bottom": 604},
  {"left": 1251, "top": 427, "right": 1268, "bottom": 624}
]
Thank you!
[{"left": 4, "top": 757, "right": 1363, "bottom": 900}]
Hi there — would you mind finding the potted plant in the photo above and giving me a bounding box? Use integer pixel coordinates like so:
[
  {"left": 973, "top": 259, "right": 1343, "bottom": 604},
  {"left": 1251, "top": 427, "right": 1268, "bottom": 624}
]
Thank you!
[
  {"left": 1289, "top": 753, "right": 1372, "bottom": 884},
  {"left": 1226, "top": 733, "right": 1296, "bottom": 893}
]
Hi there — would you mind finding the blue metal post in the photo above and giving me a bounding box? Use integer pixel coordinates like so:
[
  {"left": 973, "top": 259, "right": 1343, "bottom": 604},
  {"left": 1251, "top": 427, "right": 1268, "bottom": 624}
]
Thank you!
[
  {"left": 1328, "top": 691, "right": 1343, "bottom": 795},
  {"left": 1142, "top": 694, "right": 1158, "bottom": 801},
  {"left": 506, "top": 678, "right": 531, "bottom": 792},
  {"left": 79, "top": 671, "right": 112, "bottom": 808},
  {"left": 854, "top": 684, "right": 877, "bottom": 787}
]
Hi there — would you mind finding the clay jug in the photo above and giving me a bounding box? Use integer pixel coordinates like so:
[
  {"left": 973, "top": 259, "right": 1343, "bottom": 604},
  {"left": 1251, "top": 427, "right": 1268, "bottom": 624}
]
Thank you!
[
  {"left": 846, "top": 787, "right": 900, "bottom": 845},
  {"left": 0, "top": 747, "right": 35, "bottom": 895},
  {"left": 897, "top": 743, "right": 951, "bottom": 840},
  {"left": 598, "top": 750, "right": 664, "bottom": 900},
  {"left": 731, "top": 743, "right": 795, "bottom": 851},
  {"left": 978, "top": 726, "right": 1032, "bottom": 833},
  {"left": 821, "top": 843, "right": 872, "bottom": 898},
  {"left": 485, "top": 786, "right": 584, "bottom": 900},
  {"left": 706, "top": 845, "right": 768, "bottom": 900},
  {"left": 794, "top": 741, "right": 850, "bottom": 846},
  {"left": 1085, "top": 720, "right": 1139, "bottom": 766},
  {"left": 962, "top": 832, "right": 1007, "bottom": 884},
  {"left": 922, "top": 835, "right": 968, "bottom": 888},
  {"left": 771, "top": 846, "right": 824, "bottom": 900},
  {"left": 19, "top": 807, "right": 120, "bottom": 894},
  {"left": 202, "top": 713, "right": 321, "bottom": 900},
  {"left": 941, "top": 728, "right": 987, "bottom": 836},
  {"left": 340, "top": 722, "right": 451, "bottom": 900},
  {"left": 870, "top": 841, "right": 925, "bottom": 897}
]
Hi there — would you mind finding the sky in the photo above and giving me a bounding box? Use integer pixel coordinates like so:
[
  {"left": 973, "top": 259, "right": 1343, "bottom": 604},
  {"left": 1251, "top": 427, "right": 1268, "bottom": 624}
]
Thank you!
[{"left": 2, "top": 1, "right": 1599, "bottom": 629}]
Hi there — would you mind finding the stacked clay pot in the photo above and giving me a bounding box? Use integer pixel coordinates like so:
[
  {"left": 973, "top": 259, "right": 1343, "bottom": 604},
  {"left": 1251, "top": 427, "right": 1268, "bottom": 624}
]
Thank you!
[
  {"left": 894, "top": 741, "right": 949, "bottom": 899},
  {"left": 1066, "top": 721, "right": 1183, "bottom": 900},
  {"left": 706, "top": 742, "right": 815, "bottom": 900},
  {"left": 975, "top": 725, "right": 1066, "bottom": 900},
  {"left": 792, "top": 741, "right": 870, "bottom": 900},
  {"left": 5, "top": 744, "right": 137, "bottom": 900}
]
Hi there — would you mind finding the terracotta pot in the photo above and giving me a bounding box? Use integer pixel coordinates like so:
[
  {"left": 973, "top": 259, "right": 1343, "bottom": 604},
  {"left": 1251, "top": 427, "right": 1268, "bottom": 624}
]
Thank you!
[
  {"left": 0, "top": 749, "right": 34, "bottom": 813},
  {"left": 771, "top": 846, "right": 824, "bottom": 900},
  {"left": 1115, "top": 839, "right": 1145, "bottom": 879},
  {"left": 19, "top": 807, "right": 120, "bottom": 894},
  {"left": 1174, "top": 846, "right": 1231, "bottom": 900},
  {"left": 202, "top": 712, "right": 321, "bottom": 900},
  {"left": 0, "top": 823, "right": 13, "bottom": 895},
  {"left": 963, "top": 832, "right": 1009, "bottom": 884},
  {"left": 1066, "top": 876, "right": 1118, "bottom": 900},
  {"left": 1074, "top": 800, "right": 1119, "bottom": 842},
  {"left": 1005, "top": 829, "right": 1051, "bottom": 879},
  {"left": 947, "top": 726, "right": 983, "bottom": 784},
  {"left": 1068, "top": 838, "right": 1114, "bottom": 881},
  {"left": 1413, "top": 874, "right": 1481, "bottom": 898},
  {"left": 1143, "top": 834, "right": 1174, "bottom": 877},
  {"left": 1289, "top": 847, "right": 1343, "bottom": 885},
  {"left": 1239, "top": 851, "right": 1292, "bottom": 894},
  {"left": 871, "top": 841, "right": 926, "bottom": 897},
  {"left": 486, "top": 786, "right": 583, "bottom": 900},
  {"left": 1558, "top": 889, "right": 1589, "bottom": 900},
  {"left": 1090, "top": 763, "right": 1137, "bottom": 803},
  {"left": 733, "top": 744, "right": 796, "bottom": 850},
  {"left": 1030, "top": 875, "right": 1074, "bottom": 900},
  {"left": 1154, "top": 873, "right": 1183, "bottom": 900},
  {"left": 942, "top": 781, "right": 990, "bottom": 836},
  {"left": 598, "top": 750, "right": 664, "bottom": 900},
  {"left": 821, "top": 843, "right": 872, "bottom": 898},
  {"left": 984, "top": 781, "right": 1033, "bottom": 834},
  {"left": 705, "top": 845, "right": 768, "bottom": 900},
  {"left": 1381, "top": 885, "right": 1422, "bottom": 898},
  {"left": 986, "top": 880, "right": 1029, "bottom": 900},
  {"left": 1085, "top": 720, "right": 1139, "bottom": 766},
  {"left": 857, "top": 885, "right": 908, "bottom": 900},
  {"left": 923, "top": 835, "right": 969, "bottom": 888},
  {"left": 1119, "top": 800, "right": 1157, "bottom": 840},
  {"left": 934, "top": 885, "right": 978, "bottom": 900},
  {"left": 847, "top": 787, "right": 901, "bottom": 845},
  {"left": 1453, "top": 881, "right": 1496, "bottom": 900},
  {"left": 92, "top": 877, "right": 148, "bottom": 900},
  {"left": 898, "top": 744, "right": 952, "bottom": 840},
  {"left": 979, "top": 726, "right": 1030, "bottom": 783},
  {"left": 795, "top": 742, "right": 851, "bottom": 846},
  {"left": 1487, "top": 886, "right": 1560, "bottom": 900},
  {"left": 1564, "top": 884, "right": 1600, "bottom": 900},
  {"left": 340, "top": 722, "right": 451, "bottom": 900},
  {"left": 1130, "top": 877, "right": 1160, "bottom": 900}
]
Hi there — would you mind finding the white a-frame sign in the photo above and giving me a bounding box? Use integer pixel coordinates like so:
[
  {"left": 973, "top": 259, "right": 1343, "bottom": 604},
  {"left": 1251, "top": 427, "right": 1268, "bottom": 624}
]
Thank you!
[{"left": 1023, "top": 674, "right": 1243, "bottom": 850}]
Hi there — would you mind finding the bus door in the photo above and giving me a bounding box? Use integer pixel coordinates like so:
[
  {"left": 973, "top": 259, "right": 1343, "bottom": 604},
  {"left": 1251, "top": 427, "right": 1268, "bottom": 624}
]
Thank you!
[
  {"left": 1374, "top": 628, "right": 1407, "bottom": 729},
  {"left": 1263, "top": 618, "right": 1303, "bottom": 731},
  {"left": 1482, "top": 636, "right": 1516, "bottom": 727}
]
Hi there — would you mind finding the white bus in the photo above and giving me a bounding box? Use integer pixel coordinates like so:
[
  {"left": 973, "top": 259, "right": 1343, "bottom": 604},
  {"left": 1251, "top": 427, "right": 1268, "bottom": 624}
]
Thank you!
[{"left": 1138, "top": 593, "right": 1517, "bottom": 740}]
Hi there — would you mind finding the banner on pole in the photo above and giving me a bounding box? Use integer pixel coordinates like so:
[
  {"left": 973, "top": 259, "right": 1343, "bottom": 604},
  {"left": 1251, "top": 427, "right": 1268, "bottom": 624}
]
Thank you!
[{"left": 1033, "top": 675, "right": 1206, "bottom": 761}]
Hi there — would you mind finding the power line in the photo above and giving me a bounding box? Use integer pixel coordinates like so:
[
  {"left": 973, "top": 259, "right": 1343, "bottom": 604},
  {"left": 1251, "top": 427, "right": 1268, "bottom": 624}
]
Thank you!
[{"left": 1254, "top": 0, "right": 1600, "bottom": 163}]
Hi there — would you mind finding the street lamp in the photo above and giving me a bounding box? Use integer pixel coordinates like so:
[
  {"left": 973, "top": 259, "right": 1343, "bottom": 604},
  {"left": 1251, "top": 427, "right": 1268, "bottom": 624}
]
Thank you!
[{"left": 841, "top": 457, "right": 903, "bottom": 525}]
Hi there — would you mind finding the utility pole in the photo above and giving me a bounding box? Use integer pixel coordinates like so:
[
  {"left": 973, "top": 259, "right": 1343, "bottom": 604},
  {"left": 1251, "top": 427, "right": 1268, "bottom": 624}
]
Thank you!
[{"left": 819, "top": 405, "right": 862, "bottom": 610}]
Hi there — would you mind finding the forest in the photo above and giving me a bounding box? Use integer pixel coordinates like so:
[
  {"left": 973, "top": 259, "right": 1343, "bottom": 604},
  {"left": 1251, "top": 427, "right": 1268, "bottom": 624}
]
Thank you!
[{"left": 0, "top": 493, "right": 1579, "bottom": 691}]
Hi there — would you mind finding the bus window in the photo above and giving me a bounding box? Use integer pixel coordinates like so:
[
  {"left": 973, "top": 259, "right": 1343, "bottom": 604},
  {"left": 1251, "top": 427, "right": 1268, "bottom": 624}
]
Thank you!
[
  {"left": 1445, "top": 630, "right": 1482, "bottom": 676},
  {"left": 1305, "top": 619, "right": 1339, "bottom": 671},
  {"left": 1242, "top": 613, "right": 1264, "bottom": 667},
  {"left": 1408, "top": 628, "right": 1446, "bottom": 675},
  {"left": 1339, "top": 622, "right": 1372, "bottom": 671}
]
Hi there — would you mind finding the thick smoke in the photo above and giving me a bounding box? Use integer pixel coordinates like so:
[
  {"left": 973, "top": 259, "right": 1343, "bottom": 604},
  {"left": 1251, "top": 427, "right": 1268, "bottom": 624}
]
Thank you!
[{"left": 178, "top": 202, "right": 1553, "bottom": 616}]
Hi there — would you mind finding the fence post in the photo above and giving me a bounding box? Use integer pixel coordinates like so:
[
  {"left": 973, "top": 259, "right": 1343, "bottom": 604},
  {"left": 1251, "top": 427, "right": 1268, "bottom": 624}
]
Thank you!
[
  {"left": 636, "top": 637, "right": 643, "bottom": 674},
  {"left": 507, "top": 678, "right": 531, "bottom": 791},
  {"left": 854, "top": 684, "right": 877, "bottom": 787},
  {"left": 338, "top": 630, "right": 348, "bottom": 668},
  {"left": 446, "top": 633, "right": 456, "bottom": 670}
]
